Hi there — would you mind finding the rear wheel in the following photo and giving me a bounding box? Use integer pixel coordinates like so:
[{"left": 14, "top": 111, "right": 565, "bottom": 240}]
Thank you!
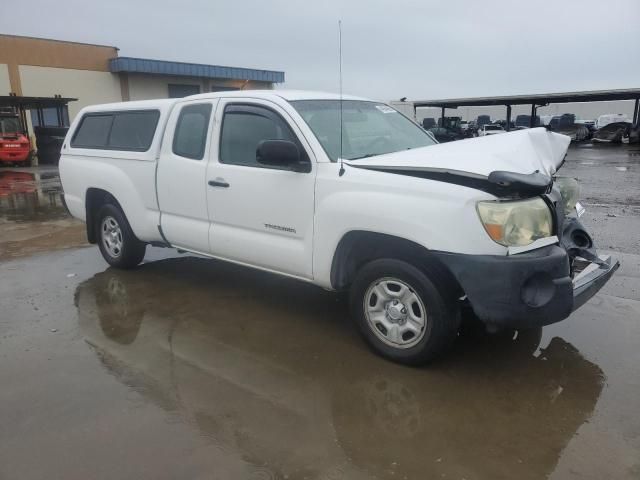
[
  {"left": 350, "top": 259, "right": 460, "bottom": 365},
  {"left": 96, "top": 203, "right": 146, "bottom": 269}
]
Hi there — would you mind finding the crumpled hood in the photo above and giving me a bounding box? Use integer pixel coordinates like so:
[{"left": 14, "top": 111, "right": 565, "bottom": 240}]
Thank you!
[{"left": 346, "top": 127, "right": 570, "bottom": 177}]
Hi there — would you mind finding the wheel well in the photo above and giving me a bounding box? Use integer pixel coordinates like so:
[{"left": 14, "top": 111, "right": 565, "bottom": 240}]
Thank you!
[
  {"left": 85, "top": 188, "right": 121, "bottom": 244},
  {"left": 330, "top": 231, "right": 462, "bottom": 294}
]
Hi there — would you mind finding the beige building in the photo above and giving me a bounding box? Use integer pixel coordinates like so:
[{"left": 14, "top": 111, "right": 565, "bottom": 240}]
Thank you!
[{"left": 0, "top": 33, "right": 284, "bottom": 127}]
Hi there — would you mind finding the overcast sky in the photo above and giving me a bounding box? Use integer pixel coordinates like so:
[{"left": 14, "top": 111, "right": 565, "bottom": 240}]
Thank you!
[{"left": 1, "top": 0, "right": 638, "bottom": 101}]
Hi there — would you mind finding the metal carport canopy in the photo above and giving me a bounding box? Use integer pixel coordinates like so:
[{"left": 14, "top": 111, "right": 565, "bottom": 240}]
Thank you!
[
  {"left": 413, "top": 88, "right": 640, "bottom": 131},
  {"left": 0, "top": 95, "right": 77, "bottom": 110},
  {"left": 413, "top": 88, "right": 640, "bottom": 108},
  {"left": 0, "top": 96, "right": 78, "bottom": 136}
]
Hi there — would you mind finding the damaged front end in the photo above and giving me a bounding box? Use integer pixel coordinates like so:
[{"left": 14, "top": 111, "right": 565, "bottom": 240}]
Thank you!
[
  {"left": 432, "top": 177, "right": 619, "bottom": 329},
  {"left": 346, "top": 129, "right": 619, "bottom": 328},
  {"left": 547, "top": 182, "right": 619, "bottom": 312}
]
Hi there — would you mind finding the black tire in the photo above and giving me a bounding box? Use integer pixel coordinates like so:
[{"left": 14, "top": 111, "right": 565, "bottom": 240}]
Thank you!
[
  {"left": 95, "top": 203, "right": 146, "bottom": 269},
  {"left": 349, "top": 258, "right": 460, "bottom": 365}
]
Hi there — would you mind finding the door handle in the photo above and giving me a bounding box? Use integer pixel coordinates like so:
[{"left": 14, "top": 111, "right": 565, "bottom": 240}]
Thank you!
[{"left": 208, "top": 179, "right": 230, "bottom": 188}]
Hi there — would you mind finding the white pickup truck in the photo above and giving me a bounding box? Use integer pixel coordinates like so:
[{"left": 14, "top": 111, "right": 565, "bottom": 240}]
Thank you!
[{"left": 60, "top": 90, "right": 618, "bottom": 364}]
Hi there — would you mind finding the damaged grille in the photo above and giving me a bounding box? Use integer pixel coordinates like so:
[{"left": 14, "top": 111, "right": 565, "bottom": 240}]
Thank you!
[{"left": 548, "top": 186, "right": 598, "bottom": 278}]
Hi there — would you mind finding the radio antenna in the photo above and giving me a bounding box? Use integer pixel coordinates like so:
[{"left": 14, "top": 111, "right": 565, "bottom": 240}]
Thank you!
[{"left": 338, "top": 20, "right": 345, "bottom": 177}]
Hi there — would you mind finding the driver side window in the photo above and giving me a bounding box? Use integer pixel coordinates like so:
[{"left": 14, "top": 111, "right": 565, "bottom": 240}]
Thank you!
[{"left": 219, "top": 104, "right": 308, "bottom": 170}]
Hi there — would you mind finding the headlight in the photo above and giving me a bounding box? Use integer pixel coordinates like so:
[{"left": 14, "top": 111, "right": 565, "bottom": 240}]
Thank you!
[
  {"left": 554, "top": 176, "right": 581, "bottom": 213},
  {"left": 477, "top": 197, "right": 553, "bottom": 247}
]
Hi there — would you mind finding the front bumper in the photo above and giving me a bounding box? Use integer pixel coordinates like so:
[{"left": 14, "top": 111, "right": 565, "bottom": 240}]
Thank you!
[
  {"left": 572, "top": 254, "right": 619, "bottom": 310},
  {"left": 432, "top": 245, "right": 619, "bottom": 329}
]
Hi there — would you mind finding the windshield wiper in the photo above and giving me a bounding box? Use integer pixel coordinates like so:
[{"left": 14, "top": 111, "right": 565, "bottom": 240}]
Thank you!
[
  {"left": 348, "top": 153, "right": 380, "bottom": 161},
  {"left": 348, "top": 147, "right": 414, "bottom": 161}
]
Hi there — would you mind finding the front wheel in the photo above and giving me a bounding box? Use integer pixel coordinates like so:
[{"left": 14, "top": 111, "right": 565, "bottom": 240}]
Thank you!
[
  {"left": 350, "top": 259, "right": 460, "bottom": 365},
  {"left": 96, "top": 203, "right": 146, "bottom": 269}
]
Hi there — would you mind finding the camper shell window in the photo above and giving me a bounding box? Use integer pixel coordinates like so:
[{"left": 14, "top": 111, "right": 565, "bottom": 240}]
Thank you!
[{"left": 71, "top": 110, "right": 160, "bottom": 151}]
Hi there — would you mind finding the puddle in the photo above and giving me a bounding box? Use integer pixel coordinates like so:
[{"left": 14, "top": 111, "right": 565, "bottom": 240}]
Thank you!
[
  {"left": 0, "top": 170, "right": 69, "bottom": 223},
  {"left": 66, "top": 257, "right": 606, "bottom": 480}
]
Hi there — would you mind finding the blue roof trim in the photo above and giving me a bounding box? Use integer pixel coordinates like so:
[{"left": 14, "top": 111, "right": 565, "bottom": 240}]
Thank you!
[{"left": 109, "top": 57, "right": 285, "bottom": 83}]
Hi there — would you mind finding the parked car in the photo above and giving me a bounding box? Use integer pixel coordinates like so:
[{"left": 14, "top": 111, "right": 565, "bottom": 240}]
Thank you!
[
  {"left": 438, "top": 116, "right": 462, "bottom": 129},
  {"left": 59, "top": 90, "right": 619, "bottom": 365},
  {"left": 559, "top": 114, "right": 576, "bottom": 127},
  {"left": 478, "top": 124, "right": 505, "bottom": 136},
  {"left": 421, "top": 117, "right": 436, "bottom": 129},
  {"left": 592, "top": 122, "right": 632, "bottom": 143},
  {"left": 597, "top": 114, "right": 630, "bottom": 129},
  {"left": 515, "top": 115, "right": 541, "bottom": 128},
  {"left": 428, "top": 127, "right": 460, "bottom": 143},
  {"left": 549, "top": 116, "right": 561, "bottom": 129},
  {"left": 575, "top": 119, "right": 597, "bottom": 138},
  {"left": 575, "top": 119, "right": 596, "bottom": 128},
  {"left": 554, "top": 124, "right": 590, "bottom": 142},
  {"left": 493, "top": 120, "right": 515, "bottom": 130},
  {"left": 476, "top": 115, "right": 491, "bottom": 128},
  {"left": 461, "top": 120, "right": 477, "bottom": 138}
]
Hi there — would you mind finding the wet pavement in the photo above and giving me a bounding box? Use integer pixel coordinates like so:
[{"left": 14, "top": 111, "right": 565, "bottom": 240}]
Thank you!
[
  {"left": 0, "top": 166, "right": 85, "bottom": 260},
  {"left": 1, "top": 146, "right": 639, "bottom": 480}
]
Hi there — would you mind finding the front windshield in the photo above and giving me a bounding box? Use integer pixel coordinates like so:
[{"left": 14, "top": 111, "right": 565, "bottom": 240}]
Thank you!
[
  {"left": 0, "top": 116, "right": 21, "bottom": 135},
  {"left": 291, "top": 100, "right": 436, "bottom": 161}
]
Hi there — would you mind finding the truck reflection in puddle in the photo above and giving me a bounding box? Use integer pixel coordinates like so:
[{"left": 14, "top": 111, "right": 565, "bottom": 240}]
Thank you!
[{"left": 75, "top": 256, "right": 604, "bottom": 480}]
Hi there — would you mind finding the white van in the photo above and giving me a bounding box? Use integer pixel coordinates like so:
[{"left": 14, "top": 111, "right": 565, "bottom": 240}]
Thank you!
[{"left": 59, "top": 90, "right": 619, "bottom": 364}]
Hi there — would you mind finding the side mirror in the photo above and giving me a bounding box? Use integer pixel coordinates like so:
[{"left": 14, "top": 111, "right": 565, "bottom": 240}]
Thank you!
[{"left": 257, "top": 140, "right": 308, "bottom": 172}]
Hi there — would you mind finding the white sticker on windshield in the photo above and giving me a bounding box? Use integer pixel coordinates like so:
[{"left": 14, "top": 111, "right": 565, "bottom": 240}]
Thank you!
[{"left": 375, "top": 105, "right": 396, "bottom": 114}]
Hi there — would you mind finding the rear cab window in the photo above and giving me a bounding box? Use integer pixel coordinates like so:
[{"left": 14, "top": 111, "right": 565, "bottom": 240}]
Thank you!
[
  {"left": 172, "top": 104, "right": 212, "bottom": 160},
  {"left": 71, "top": 110, "right": 160, "bottom": 151}
]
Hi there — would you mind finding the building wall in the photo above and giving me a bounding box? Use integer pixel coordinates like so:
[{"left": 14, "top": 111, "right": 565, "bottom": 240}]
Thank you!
[
  {"left": 127, "top": 73, "right": 272, "bottom": 101},
  {"left": 0, "top": 34, "right": 119, "bottom": 96},
  {"left": 127, "top": 74, "right": 199, "bottom": 100},
  {"left": 0, "top": 64, "right": 10, "bottom": 96},
  {"left": 19, "top": 65, "right": 123, "bottom": 119},
  {"left": 2, "top": 33, "right": 279, "bottom": 123},
  {"left": 0, "top": 34, "right": 117, "bottom": 71}
]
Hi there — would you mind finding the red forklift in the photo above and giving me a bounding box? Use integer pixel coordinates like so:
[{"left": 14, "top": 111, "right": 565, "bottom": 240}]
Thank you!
[{"left": 0, "top": 108, "right": 31, "bottom": 165}]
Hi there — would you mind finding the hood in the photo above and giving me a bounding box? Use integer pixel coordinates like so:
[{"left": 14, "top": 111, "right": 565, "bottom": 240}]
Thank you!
[{"left": 346, "top": 127, "right": 570, "bottom": 178}]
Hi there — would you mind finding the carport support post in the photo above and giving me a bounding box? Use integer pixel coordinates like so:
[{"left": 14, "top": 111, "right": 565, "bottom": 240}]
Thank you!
[
  {"left": 441, "top": 106, "right": 445, "bottom": 127},
  {"left": 506, "top": 105, "right": 512, "bottom": 132},
  {"left": 530, "top": 104, "right": 536, "bottom": 127},
  {"left": 633, "top": 98, "right": 639, "bottom": 127}
]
